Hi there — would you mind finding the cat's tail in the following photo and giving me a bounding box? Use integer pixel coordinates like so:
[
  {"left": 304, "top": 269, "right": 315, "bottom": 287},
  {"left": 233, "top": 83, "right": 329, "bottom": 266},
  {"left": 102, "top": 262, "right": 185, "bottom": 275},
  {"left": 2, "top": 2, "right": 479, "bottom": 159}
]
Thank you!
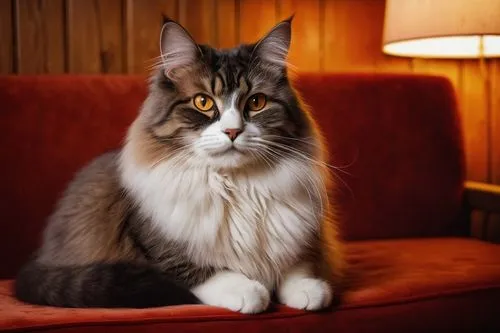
[{"left": 14, "top": 259, "right": 200, "bottom": 308}]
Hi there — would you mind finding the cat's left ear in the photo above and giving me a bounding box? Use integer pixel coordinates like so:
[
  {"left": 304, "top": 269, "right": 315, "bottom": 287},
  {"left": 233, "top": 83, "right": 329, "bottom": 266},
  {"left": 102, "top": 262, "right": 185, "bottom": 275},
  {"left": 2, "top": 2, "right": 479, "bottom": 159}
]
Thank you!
[
  {"left": 252, "top": 17, "right": 293, "bottom": 67},
  {"left": 160, "top": 18, "right": 201, "bottom": 78}
]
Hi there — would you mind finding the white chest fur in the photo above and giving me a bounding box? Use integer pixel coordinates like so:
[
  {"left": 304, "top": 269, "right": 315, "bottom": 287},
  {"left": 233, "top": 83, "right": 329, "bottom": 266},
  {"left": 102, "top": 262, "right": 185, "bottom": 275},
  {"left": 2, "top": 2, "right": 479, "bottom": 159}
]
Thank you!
[{"left": 120, "top": 151, "right": 325, "bottom": 288}]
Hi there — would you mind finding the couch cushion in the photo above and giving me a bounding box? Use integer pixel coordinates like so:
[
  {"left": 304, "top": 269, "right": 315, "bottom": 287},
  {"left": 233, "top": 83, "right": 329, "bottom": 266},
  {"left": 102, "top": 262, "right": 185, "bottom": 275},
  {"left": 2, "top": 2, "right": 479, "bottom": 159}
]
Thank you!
[{"left": 1, "top": 238, "right": 499, "bottom": 333}]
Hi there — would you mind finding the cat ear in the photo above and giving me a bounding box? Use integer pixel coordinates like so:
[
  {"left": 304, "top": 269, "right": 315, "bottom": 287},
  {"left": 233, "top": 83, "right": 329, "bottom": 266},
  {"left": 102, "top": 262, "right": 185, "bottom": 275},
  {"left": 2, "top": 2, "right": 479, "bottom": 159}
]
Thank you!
[
  {"left": 252, "top": 17, "right": 292, "bottom": 67},
  {"left": 159, "top": 18, "right": 201, "bottom": 78}
]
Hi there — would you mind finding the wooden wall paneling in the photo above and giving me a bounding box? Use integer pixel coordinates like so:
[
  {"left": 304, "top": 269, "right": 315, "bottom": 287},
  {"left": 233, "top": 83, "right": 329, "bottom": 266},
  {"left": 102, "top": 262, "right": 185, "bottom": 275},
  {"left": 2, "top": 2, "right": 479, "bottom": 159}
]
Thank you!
[
  {"left": 373, "top": 2, "right": 411, "bottom": 73},
  {"left": 66, "top": 0, "right": 102, "bottom": 73},
  {"left": 323, "top": 0, "right": 378, "bottom": 71},
  {"left": 125, "top": 0, "right": 178, "bottom": 74},
  {"left": 0, "top": 0, "right": 13, "bottom": 73},
  {"left": 277, "top": 0, "right": 321, "bottom": 72},
  {"left": 15, "top": 0, "right": 65, "bottom": 74},
  {"left": 491, "top": 59, "right": 500, "bottom": 184},
  {"left": 215, "top": 0, "right": 237, "bottom": 49},
  {"left": 94, "top": 0, "right": 124, "bottom": 73},
  {"left": 238, "top": 0, "right": 277, "bottom": 44},
  {"left": 179, "top": 0, "right": 215, "bottom": 45},
  {"left": 324, "top": 0, "right": 352, "bottom": 71},
  {"left": 376, "top": 53, "right": 412, "bottom": 73},
  {"left": 411, "top": 59, "right": 460, "bottom": 90},
  {"left": 460, "top": 60, "right": 489, "bottom": 182},
  {"left": 363, "top": 0, "right": 410, "bottom": 72},
  {"left": 67, "top": 0, "right": 123, "bottom": 73},
  {"left": 323, "top": 0, "right": 409, "bottom": 72}
]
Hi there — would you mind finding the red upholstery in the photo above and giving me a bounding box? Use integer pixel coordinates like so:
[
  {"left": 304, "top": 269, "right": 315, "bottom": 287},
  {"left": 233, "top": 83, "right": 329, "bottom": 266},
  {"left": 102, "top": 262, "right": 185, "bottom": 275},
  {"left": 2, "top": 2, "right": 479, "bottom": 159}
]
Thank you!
[
  {"left": 0, "top": 74, "right": 498, "bottom": 332},
  {"left": 294, "top": 74, "right": 466, "bottom": 240},
  {"left": 0, "top": 76, "right": 147, "bottom": 279},
  {"left": 1, "top": 238, "right": 499, "bottom": 332}
]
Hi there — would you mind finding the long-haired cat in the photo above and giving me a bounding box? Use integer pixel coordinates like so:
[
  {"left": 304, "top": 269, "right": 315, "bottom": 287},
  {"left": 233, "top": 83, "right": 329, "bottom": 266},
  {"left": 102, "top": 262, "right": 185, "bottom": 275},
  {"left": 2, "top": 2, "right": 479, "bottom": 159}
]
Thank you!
[{"left": 14, "top": 17, "right": 343, "bottom": 313}]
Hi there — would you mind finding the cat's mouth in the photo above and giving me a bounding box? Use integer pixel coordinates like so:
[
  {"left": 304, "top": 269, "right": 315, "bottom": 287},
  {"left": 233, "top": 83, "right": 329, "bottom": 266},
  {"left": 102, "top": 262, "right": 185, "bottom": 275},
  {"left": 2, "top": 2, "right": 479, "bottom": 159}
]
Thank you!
[{"left": 211, "top": 146, "right": 243, "bottom": 157}]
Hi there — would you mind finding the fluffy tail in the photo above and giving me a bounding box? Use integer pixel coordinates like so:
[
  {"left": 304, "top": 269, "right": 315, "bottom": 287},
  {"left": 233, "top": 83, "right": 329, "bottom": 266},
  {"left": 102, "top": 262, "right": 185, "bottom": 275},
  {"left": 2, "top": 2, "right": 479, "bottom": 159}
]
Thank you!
[{"left": 15, "top": 260, "right": 200, "bottom": 308}]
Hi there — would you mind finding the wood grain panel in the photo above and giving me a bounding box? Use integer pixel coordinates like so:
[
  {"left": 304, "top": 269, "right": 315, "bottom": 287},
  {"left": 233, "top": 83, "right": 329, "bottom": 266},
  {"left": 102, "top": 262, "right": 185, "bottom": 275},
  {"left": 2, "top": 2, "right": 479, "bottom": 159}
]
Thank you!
[
  {"left": 376, "top": 1, "right": 411, "bottom": 72},
  {"left": 324, "top": 0, "right": 409, "bottom": 72},
  {"left": 15, "top": 0, "right": 65, "bottom": 73},
  {"left": 94, "top": 0, "right": 124, "bottom": 73},
  {"left": 67, "top": 0, "right": 100, "bottom": 73},
  {"left": 460, "top": 61, "right": 489, "bottom": 182},
  {"left": 179, "top": 0, "right": 215, "bottom": 45},
  {"left": 0, "top": 0, "right": 14, "bottom": 73},
  {"left": 215, "top": 0, "right": 237, "bottom": 49},
  {"left": 238, "top": 0, "right": 277, "bottom": 44},
  {"left": 411, "top": 59, "right": 460, "bottom": 90},
  {"left": 125, "top": 0, "right": 178, "bottom": 74},
  {"left": 67, "top": 0, "right": 123, "bottom": 73},
  {"left": 278, "top": 0, "right": 321, "bottom": 72},
  {"left": 491, "top": 59, "right": 500, "bottom": 184}
]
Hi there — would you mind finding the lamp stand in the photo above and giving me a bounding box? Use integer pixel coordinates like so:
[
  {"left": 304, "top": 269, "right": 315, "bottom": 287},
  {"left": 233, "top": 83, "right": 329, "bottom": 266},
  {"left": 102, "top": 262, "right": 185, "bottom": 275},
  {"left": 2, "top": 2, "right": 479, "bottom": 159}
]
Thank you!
[
  {"left": 478, "top": 35, "right": 493, "bottom": 239},
  {"left": 478, "top": 35, "right": 493, "bottom": 184}
]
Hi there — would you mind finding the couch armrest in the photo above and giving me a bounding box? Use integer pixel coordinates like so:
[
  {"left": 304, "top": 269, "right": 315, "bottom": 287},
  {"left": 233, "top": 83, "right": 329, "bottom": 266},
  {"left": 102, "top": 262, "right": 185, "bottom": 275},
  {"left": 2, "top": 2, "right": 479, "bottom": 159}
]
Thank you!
[
  {"left": 464, "top": 181, "right": 500, "bottom": 242},
  {"left": 465, "top": 181, "right": 500, "bottom": 213}
]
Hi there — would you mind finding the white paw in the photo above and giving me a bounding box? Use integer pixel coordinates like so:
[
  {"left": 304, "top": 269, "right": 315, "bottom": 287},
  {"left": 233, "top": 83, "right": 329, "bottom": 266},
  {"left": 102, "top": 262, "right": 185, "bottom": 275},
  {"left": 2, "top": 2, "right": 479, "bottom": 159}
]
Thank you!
[
  {"left": 279, "top": 278, "right": 332, "bottom": 311},
  {"left": 215, "top": 279, "right": 270, "bottom": 314},
  {"left": 192, "top": 272, "right": 270, "bottom": 314}
]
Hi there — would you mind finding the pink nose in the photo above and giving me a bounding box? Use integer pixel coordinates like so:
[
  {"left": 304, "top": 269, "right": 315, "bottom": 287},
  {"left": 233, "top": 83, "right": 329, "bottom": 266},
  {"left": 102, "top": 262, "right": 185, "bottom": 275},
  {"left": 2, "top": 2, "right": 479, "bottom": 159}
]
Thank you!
[{"left": 223, "top": 128, "right": 242, "bottom": 141}]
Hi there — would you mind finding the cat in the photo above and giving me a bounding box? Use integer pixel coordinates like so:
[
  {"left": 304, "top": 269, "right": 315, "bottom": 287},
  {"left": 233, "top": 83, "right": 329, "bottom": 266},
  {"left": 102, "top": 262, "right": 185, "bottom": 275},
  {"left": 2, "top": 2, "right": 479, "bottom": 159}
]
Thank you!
[{"left": 14, "top": 17, "right": 344, "bottom": 313}]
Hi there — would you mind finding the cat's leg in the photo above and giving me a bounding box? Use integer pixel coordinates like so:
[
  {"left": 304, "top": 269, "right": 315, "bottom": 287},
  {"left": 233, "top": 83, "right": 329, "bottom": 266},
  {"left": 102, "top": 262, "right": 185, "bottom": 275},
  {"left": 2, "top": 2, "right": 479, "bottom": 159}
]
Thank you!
[
  {"left": 191, "top": 271, "right": 270, "bottom": 314},
  {"left": 277, "top": 262, "right": 332, "bottom": 311}
]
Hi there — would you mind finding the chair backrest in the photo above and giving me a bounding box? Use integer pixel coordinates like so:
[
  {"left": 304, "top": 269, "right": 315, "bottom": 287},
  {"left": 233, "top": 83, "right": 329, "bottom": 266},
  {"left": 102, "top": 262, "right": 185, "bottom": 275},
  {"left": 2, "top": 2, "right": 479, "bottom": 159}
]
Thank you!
[
  {"left": 0, "top": 73, "right": 466, "bottom": 278},
  {"left": 295, "top": 73, "right": 466, "bottom": 240}
]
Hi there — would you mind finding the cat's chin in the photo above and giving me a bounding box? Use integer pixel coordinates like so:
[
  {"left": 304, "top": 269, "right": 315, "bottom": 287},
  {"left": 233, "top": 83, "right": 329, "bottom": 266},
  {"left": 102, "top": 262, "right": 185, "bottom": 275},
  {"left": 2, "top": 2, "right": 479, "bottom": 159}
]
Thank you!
[{"left": 203, "top": 148, "right": 253, "bottom": 170}]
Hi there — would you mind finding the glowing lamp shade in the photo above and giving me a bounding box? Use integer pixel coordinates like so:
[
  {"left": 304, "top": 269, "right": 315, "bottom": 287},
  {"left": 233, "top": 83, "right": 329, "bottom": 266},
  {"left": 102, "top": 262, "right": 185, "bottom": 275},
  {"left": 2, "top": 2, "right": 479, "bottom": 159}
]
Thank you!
[{"left": 383, "top": 0, "right": 500, "bottom": 58}]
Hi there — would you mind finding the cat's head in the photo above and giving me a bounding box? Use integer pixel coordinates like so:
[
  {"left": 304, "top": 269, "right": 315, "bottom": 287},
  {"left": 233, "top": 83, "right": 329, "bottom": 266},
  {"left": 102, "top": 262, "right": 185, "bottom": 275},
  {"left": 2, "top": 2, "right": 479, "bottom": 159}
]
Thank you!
[{"left": 131, "top": 17, "right": 318, "bottom": 171}]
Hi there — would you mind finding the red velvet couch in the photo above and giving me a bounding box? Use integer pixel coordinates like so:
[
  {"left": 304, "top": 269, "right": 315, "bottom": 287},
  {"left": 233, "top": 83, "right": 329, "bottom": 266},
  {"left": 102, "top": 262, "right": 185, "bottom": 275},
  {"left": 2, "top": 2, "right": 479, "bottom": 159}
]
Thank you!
[{"left": 1, "top": 73, "right": 499, "bottom": 332}]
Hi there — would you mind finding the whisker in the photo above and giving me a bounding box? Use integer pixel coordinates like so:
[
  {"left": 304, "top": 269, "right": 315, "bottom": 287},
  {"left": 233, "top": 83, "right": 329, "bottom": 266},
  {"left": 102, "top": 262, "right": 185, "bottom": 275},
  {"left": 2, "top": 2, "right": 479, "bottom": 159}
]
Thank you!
[
  {"left": 260, "top": 135, "right": 319, "bottom": 146},
  {"left": 252, "top": 143, "right": 325, "bottom": 215},
  {"left": 145, "top": 55, "right": 166, "bottom": 71},
  {"left": 150, "top": 142, "right": 196, "bottom": 168},
  {"left": 251, "top": 140, "right": 354, "bottom": 200},
  {"left": 252, "top": 137, "right": 354, "bottom": 176},
  {"left": 250, "top": 148, "right": 275, "bottom": 170},
  {"left": 258, "top": 135, "right": 356, "bottom": 170}
]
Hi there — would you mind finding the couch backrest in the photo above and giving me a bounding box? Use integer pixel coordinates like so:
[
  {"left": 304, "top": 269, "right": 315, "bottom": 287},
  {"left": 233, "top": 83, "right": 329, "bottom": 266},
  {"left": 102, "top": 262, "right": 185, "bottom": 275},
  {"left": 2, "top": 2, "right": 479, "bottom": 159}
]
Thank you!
[{"left": 0, "top": 74, "right": 466, "bottom": 278}]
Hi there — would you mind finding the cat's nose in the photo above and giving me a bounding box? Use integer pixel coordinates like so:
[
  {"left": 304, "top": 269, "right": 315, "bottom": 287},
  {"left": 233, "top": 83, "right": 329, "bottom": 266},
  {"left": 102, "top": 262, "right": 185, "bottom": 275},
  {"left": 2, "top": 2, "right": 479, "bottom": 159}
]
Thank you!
[{"left": 223, "top": 128, "right": 242, "bottom": 141}]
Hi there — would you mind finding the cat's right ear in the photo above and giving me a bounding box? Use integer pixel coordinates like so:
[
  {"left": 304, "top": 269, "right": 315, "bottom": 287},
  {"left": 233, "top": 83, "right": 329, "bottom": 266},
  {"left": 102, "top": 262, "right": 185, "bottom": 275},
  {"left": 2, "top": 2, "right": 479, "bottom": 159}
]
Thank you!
[{"left": 160, "top": 18, "right": 201, "bottom": 79}]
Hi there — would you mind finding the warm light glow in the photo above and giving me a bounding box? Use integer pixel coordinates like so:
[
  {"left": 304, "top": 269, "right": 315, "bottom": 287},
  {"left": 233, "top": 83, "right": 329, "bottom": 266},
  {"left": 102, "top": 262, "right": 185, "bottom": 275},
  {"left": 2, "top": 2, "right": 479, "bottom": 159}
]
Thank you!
[
  {"left": 383, "top": 0, "right": 500, "bottom": 59},
  {"left": 384, "top": 35, "right": 500, "bottom": 59}
]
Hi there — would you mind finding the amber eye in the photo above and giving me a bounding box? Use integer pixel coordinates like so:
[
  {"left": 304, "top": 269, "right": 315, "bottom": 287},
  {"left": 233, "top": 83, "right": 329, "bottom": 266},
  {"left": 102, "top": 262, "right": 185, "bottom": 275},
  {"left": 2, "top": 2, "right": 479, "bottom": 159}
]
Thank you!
[
  {"left": 193, "top": 94, "right": 215, "bottom": 111},
  {"left": 247, "top": 93, "right": 267, "bottom": 112}
]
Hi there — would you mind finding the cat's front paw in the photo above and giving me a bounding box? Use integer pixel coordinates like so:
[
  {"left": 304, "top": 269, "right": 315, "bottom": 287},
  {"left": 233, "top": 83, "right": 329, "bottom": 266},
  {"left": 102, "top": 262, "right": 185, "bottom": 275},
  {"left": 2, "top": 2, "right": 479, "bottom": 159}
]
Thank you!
[
  {"left": 278, "top": 278, "right": 332, "bottom": 311},
  {"left": 217, "top": 279, "right": 270, "bottom": 314},
  {"left": 192, "top": 271, "right": 270, "bottom": 314}
]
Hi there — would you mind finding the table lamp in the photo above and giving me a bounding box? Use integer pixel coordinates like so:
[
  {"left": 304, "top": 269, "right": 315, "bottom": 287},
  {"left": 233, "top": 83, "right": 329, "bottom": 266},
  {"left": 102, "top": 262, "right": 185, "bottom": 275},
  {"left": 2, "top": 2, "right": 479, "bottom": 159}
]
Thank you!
[{"left": 382, "top": 0, "right": 500, "bottom": 182}]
